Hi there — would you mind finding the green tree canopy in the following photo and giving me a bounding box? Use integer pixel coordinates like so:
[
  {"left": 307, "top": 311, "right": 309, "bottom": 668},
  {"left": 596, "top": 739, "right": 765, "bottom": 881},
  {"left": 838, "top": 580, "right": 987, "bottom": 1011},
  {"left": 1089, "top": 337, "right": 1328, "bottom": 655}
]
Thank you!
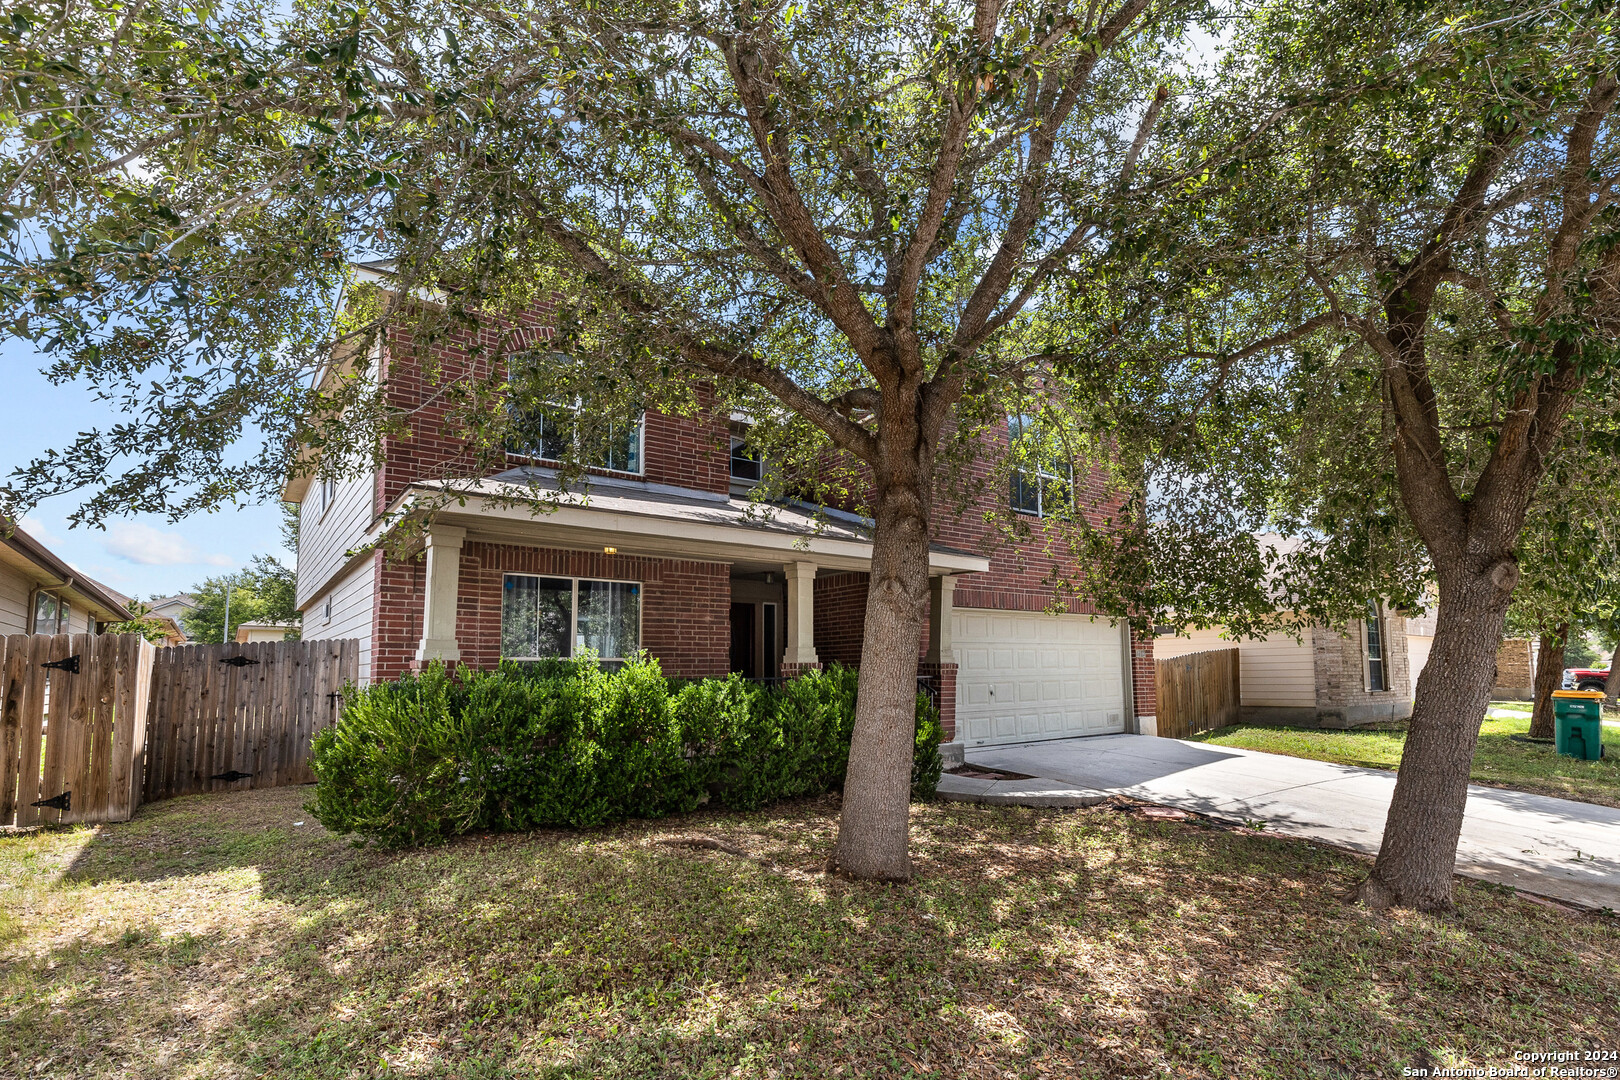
[
  {"left": 0, "top": 0, "right": 1227, "bottom": 879},
  {"left": 1095, "top": 0, "right": 1620, "bottom": 909},
  {"left": 181, "top": 555, "right": 300, "bottom": 644}
]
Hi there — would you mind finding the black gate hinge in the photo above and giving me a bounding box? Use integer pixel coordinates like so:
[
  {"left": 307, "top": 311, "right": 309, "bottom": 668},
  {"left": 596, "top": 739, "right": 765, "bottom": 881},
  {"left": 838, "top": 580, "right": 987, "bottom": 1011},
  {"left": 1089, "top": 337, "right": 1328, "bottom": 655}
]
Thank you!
[
  {"left": 32, "top": 791, "right": 70, "bottom": 811},
  {"left": 41, "top": 655, "right": 80, "bottom": 674}
]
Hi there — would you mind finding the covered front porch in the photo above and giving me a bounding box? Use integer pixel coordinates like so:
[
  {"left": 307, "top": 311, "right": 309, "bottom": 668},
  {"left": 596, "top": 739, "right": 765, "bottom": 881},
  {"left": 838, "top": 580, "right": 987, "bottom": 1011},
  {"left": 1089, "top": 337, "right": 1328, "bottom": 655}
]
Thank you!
[{"left": 381, "top": 476, "right": 987, "bottom": 697}]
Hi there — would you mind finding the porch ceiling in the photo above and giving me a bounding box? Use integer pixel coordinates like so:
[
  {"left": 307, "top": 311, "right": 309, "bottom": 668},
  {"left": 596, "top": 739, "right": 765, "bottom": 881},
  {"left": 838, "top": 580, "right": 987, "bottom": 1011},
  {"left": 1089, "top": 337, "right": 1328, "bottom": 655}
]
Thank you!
[{"left": 392, "top": 478, "right": 990, "bottom": 576}]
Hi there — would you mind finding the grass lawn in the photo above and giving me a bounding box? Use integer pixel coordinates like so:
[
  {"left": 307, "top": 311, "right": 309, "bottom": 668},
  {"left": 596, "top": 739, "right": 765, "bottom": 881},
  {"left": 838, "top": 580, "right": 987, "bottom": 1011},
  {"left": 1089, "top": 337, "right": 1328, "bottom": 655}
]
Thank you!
[
  {"left": 1189, "top": 702, "right": 1620, "bottom": 809},
  {"left": 2, "top": 788, "right": 1617, "bottom": 1078}
]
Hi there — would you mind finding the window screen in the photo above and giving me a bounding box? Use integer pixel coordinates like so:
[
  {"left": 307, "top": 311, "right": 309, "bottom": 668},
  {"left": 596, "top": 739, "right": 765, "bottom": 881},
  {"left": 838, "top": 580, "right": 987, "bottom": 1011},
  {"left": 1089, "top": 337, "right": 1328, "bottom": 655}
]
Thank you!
[
  {"left": 502, "top": 576, "right": 574, "bottom": 658},
  {"left": 577, "top": 580, "right": 640, "bottom": 659}
]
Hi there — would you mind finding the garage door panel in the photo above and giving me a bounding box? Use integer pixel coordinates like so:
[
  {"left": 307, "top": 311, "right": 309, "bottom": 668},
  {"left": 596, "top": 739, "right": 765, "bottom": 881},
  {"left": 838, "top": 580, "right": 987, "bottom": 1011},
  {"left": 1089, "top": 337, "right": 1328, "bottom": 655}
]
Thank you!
[{"left": 952, "top": 609, "right": 1126, "bottom": 746}]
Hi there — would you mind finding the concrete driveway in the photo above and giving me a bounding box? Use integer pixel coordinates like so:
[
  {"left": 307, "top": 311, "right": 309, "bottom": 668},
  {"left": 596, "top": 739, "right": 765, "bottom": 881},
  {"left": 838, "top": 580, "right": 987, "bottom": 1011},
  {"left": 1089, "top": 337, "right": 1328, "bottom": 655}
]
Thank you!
[{"left": 963, "top": 734, "right": 1620, "bottom": 911}]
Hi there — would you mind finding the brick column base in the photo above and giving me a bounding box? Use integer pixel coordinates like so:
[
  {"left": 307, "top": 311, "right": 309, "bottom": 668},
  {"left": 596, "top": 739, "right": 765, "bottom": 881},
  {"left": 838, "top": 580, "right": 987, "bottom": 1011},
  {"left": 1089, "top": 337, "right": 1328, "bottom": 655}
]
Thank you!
[{"left": 781, "top": 661, "right": 822, "bottom": 680}]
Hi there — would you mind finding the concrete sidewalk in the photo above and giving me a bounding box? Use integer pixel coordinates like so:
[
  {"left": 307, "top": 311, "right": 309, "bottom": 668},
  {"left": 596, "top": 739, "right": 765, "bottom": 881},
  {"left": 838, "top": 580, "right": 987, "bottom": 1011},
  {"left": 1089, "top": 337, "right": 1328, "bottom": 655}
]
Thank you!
[{"left": 959, "top": 734, "right": 1620, "bottom": 910}]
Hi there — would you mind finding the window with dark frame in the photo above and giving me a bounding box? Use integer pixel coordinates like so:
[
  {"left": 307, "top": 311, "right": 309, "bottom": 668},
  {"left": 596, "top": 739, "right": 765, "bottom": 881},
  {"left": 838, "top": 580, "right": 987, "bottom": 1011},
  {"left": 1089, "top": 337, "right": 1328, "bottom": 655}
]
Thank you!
[
  {"left": 501, "top": 573, "right": 641, "bottom": 660},
  {"left": 1365, "top": 602, "right": 1387, "bottom": 692},
  {"left": 730, "top": 435, "right": 763, "bottom": 482},
  {"left": 1007, "top": 414, "right": 1073, "bottom": 519}
]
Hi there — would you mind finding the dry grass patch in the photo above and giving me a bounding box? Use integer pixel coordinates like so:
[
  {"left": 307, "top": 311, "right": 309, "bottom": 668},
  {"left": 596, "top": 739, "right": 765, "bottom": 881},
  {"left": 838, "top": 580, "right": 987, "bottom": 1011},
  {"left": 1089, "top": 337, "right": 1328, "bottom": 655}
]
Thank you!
[{"left": 1, "top": 786, "right": 1616, "bottom": 1079}]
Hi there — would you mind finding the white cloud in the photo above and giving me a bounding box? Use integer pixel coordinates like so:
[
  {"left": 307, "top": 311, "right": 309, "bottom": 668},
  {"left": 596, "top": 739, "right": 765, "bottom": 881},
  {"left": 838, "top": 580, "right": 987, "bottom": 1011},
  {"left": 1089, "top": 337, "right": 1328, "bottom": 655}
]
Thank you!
[
  {"left": 18, "top": 514, "right": 59, "bottom": 545},
  {"left": 104, "top": 522, "right": 234, "bottom": 568}
]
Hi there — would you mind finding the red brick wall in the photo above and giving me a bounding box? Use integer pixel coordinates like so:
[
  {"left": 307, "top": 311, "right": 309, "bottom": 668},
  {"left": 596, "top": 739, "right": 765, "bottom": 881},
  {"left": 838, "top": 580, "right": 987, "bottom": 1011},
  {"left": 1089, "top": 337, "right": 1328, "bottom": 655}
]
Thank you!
[
  {"left": 932, "top": 427, "right": 1125, "bottom": 616},
  {"left": 375, "top": 319, "right": 732, "bottom": 516},
  {"left": 813, "top": 572, "right": 870, "bottom": 669},
  {"left": 373, "top": 551, "right": 425, "bottom": 682},
  {"left": 641, "top": 406, "right": 731, "bottom": 495},
  {"left": 1130, "top": 626, "right": 1156, "bottom": 719},
  {"left": 918, "top": 660, "right": 959, "bottom": 742}
]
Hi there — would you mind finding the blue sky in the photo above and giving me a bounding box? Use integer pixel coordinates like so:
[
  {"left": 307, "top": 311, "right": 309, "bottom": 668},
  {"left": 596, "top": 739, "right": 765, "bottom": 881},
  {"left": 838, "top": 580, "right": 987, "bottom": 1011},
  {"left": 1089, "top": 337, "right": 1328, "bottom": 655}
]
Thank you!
[{"left": 2, "top": 338, "right": 295, "bottom": 602}]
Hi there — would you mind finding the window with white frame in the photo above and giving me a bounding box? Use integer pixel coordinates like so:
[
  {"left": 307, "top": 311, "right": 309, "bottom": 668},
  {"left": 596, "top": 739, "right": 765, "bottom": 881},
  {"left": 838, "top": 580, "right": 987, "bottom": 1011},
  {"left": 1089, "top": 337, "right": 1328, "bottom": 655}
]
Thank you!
[
  {"left": 1365, "top": 601, "right": 1387, "bottom": 692},
  {"left": 1007, "top": 414, "right": 1072, "bottom": 518},
  {"left": 31, "top": 592, "right": 69, "bottom": 635},
  {"left": 319, "top": 475, "right": 338, "bottom": 517},
  {"left": 508, "top": 402, "right": 644, "bottom": 473},
  {"left": 501, "top": 574, "right": 641, "bottom": 660},
  {"left": 506, "top": 360, "right": 644, "bottom": 474}
]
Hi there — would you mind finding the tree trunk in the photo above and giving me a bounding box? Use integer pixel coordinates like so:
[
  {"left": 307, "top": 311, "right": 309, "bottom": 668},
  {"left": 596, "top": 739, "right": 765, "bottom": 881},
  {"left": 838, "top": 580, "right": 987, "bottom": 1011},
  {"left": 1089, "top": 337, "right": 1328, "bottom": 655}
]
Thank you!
[
  {"left": 832, "top": 472, "right": 933, "bottom": 882},
  {"left": 1528, "top": 624, "right": 1568, "bottom": 740},
  {"left": 1605, "top": 639, "right": 1620, "bottom": 709},
  {"left": 1356, "top": 569, "right": 1513, "bottom": 912}
]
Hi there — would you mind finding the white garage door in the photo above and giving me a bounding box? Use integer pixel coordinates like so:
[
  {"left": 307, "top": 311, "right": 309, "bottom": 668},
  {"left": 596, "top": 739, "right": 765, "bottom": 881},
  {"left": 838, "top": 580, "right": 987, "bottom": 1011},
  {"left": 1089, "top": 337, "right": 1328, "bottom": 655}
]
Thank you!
[{"left": 953, "top": 610, "right": 1127, "bottom": 746}]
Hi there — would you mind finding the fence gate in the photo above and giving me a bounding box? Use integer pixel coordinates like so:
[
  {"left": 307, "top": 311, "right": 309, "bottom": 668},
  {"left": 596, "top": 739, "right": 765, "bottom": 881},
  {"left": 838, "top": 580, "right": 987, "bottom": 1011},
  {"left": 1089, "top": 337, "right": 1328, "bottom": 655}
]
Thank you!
[
  {"left": 0, "top": 633, "right": 155, "bottom": 827},
  {"left": 1154, "top": 648, "right": 1241, "bottom": 739},
  {"left": 142, "top": 639, "right": 358, "bottom": 803}
]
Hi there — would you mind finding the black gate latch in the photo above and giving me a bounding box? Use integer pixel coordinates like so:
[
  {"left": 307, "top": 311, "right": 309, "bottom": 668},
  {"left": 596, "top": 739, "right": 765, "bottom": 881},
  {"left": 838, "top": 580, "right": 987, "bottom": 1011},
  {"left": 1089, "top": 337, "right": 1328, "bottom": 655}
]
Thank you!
[
  {"left": 41, "top": 655, "right": 80, "bottom": 674},
  {"left": 32, "top": 791, "right": 70, "bottom": 811},
  {"left": 220, "top": 655, "right": 260, "bottom": 667}
]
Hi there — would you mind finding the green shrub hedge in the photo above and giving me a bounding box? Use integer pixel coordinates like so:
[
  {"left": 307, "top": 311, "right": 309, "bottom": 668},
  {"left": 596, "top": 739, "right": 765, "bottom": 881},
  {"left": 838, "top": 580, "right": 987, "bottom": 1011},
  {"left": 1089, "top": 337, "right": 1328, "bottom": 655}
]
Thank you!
[{"left": 308, "top": 657, "right": 943, "bottom": 847}]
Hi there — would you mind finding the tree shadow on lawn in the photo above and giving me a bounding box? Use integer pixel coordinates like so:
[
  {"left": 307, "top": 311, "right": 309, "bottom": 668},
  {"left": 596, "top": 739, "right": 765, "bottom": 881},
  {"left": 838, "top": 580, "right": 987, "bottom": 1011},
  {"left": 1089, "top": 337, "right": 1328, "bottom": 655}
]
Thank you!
[{"left": 7, "top": 789, "right": 1615, "bottom": 1079}]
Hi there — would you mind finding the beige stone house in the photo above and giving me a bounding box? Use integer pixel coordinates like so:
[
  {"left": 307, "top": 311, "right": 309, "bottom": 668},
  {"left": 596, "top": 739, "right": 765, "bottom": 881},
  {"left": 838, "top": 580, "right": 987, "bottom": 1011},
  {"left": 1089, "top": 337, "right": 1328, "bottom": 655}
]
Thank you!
[{"left": 1155, "top": 604, "right": 1413, "bottom": 729}]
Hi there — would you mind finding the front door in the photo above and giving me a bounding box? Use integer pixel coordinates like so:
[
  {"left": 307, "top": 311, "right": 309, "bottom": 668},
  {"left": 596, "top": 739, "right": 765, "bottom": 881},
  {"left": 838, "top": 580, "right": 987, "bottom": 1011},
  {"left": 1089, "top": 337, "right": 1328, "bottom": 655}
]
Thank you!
[{"left": 729, "top": 602, "right": 756, "bottom": 678}]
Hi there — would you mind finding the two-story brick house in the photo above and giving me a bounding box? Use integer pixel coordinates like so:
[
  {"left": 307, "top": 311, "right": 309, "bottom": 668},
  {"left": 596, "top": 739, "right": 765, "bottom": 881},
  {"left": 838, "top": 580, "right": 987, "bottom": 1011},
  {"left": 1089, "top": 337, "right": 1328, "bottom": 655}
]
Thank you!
[{"left": 289, "top": 286, "right": 1157, "bottom": 755}]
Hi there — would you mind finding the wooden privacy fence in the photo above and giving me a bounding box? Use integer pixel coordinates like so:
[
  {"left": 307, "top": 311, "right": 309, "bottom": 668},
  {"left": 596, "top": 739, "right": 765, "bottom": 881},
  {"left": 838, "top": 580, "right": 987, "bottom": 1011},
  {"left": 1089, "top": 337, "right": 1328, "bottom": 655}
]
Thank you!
[
  {"left": 0, "top": 634, "right": 358, "bottom": 826},
  {"left": 0, "top": 633, "right": 155, "bottom": 827},
  {"left": 1154, "top": 648, "right": 1241, "bottom": 739},
  {"left": 143, "top": 639, "right": 358, "bottom": 803}
]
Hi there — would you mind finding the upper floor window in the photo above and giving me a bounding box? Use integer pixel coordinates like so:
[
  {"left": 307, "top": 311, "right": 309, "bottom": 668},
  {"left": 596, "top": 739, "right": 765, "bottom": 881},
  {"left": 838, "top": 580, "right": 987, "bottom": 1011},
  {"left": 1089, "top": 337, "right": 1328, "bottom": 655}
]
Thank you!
[
  {"left": 1365, "top": 602, "right": 1387, "bottom": 692},
  {"left": 730, "top": 435, "right": 763, "bottom": 482},
  {"left": 1007, "top": 414, "right": 1072, "bottom": 518},
  {"left": 319, "top": 475, "right": 338, "bottom": 516},
  {"left": 32, "top": 592, "right": 69, "bottom": 635},
  {"left": 509, "top": 402, "right": 644, "bottom": 474}
]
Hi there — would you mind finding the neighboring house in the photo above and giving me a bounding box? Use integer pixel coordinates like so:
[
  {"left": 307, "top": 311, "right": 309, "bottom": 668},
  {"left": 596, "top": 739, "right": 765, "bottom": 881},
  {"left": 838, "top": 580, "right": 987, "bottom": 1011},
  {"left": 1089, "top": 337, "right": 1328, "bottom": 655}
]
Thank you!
[
  {"left": 1492, "top": 637, "right": 1536, "bottom": 701},
  {"left": 1155, "top": 606, "right": 1414, "bottom": 729},
  {"left": 1405, "top": 594, "right": 1536, "bottom": 701},
  {"left": 0, "top": 518, "right": 131, "bottom": 636},
  {"left": 235, "top": 620, "right": 298, "bottom": 643},
  {"left": 145, "top": 593, "right": 199, "bottom": 639},
  {"left": 136, "top": 611, "right": 187, "bottom": 647},
  {"left": 290, "top": 286, "right": 1157, "bottom": 754}
]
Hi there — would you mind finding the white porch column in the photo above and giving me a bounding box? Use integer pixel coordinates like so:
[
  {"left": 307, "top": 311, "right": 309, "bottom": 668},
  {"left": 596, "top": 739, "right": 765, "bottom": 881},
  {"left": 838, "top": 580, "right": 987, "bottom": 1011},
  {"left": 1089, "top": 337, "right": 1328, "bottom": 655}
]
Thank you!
[
  {"left": 925, "top": 575, "right": 956, "bottom": 665},
  {"left": 415, "top": 524, "right": 467, "bottom": 664},
  {"left": 783, "top": 560, "right": 819, "bottom": 668}
]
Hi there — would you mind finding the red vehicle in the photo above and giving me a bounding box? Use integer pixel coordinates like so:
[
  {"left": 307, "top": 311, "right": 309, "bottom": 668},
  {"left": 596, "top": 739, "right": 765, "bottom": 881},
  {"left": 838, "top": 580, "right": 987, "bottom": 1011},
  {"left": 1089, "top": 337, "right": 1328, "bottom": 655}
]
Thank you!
[{"left": 1562, "top": 665, "right": 1613, "bottom": 693}]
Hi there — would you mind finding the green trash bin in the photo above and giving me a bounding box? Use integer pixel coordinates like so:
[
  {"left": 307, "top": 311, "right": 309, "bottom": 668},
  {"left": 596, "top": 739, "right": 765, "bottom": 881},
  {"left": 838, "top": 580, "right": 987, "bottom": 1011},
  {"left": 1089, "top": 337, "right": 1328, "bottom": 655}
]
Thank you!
[{"left": 1552, "top": 690, "right": 1605, "bottom": 761}]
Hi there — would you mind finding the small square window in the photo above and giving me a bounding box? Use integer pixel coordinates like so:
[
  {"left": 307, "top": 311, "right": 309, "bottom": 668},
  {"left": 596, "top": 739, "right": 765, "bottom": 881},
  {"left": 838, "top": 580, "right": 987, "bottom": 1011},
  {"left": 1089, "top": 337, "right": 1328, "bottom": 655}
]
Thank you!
[{"left": 730, "top": 436, "right": 762, "bottom": 482}]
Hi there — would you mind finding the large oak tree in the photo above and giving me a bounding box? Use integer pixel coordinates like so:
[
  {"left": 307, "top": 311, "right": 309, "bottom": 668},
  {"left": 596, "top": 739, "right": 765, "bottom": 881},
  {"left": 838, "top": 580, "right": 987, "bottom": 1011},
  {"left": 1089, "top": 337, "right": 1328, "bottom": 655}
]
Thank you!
[
  {"left": 1, "top": 0, "right": 1208, "bottom": 879},
  {"left": 1122, "top": 0, "right": 1620, "bottom": 910}
]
